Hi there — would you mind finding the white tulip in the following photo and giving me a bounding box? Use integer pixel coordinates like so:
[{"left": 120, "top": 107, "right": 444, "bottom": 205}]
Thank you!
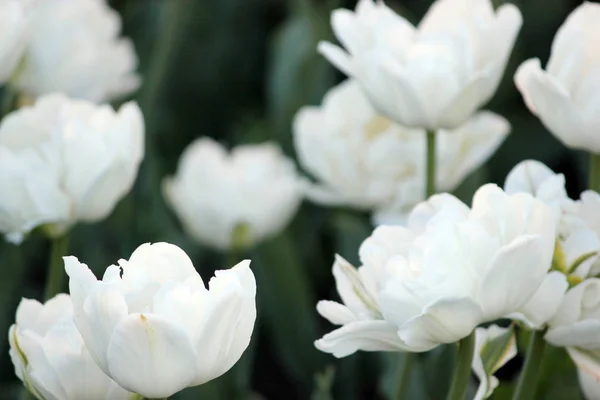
[
  {"left": 319, "top": 0, "right": 522, "bottom": 129},
  {"left": 13, "top": 0, "right": 139, "bottom": 102},
  {"left": 568, "top": 348, "right": 600, "bottom": 400},
  {"left": 515, "top": 3, "right": 600, "bottom": 153},
  {"left": 65, "top": 242, "right": 256, "bottom": 399},
  {"left": 471, "top": 325, "right": 517, "bottom": 400},
  {"left": 163, "top": 138, "right": 303, "bottom": 250},
  {"left": 378, "top": 184, "right": 555, "bottom": 351},
  {"left": 9, "top": 294, "right": 133, "bottom": 400},
  {"left": 294, "top": 80, "right": 509, "bottom": 224},
  {"left": 0, "top": 93, "right": 144, "bottom": 243},
  {"left": 315, "top": 227, "right": 423, "bottom": 357},
  {"left": 0, "top": 0, "right": 33, "bottom": 84}
]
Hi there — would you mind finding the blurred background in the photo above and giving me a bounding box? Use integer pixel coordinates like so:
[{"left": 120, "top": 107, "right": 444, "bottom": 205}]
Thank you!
[{"left": 0, "top": 0, "right": 594, "bottom": 398}]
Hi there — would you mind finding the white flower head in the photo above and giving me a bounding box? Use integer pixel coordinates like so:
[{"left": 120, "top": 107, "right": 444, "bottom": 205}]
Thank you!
[
  {"left": 14, "top": 0, "right": 140, "bottom": 102},
  {"left": 163, "top": 138, "right": 303, "bottom": 250},
  {"left": 65, "top": 242, "right": 257, "bottom": 399},
  {"left": 319, "top": 0, "right": 522, "bottom": 129},
  {"left": 294, "top": 79, "right": 509, "bottom": 223},
  {"left": 9, "top": 294, "right": 133, "bottom": 400},
  {"left": 0, "top": 93, "right": 145, "bottom": 243},
  {"left": 515, "top": 2, "right": 600, "bottom": 153},
  {"left": 0, "top": 0, "right": 35, "bottom": 84}
]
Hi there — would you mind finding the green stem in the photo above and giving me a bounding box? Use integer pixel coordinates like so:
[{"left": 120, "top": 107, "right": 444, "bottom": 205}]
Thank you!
[
  {"left": 446, "top": 331, "right": 476, "bottom": 400},
  {"left": 395, "top": 353, "right": 413, "bottom": 399},
  {"left": 43, "top": 235, "right": 69, "bottom": 300},
  {"left": 512, "top": 330, "right": 546, "bottom": 400},
  {"left": 426, "top": 130, "right": 436, "bottom": 198},
  {"left": 589, "top": 153, "right": 600, "bottom": 193}
]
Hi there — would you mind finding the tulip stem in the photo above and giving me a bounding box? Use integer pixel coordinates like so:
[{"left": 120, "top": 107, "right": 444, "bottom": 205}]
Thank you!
[
  {"left": 446, "top": 330, "right": 476, "bottom": 400},
  {"left": 589, "top": 153, "right": 600, "bottom": 192},
  {"left": 43, "top": 234, "right": 69, "bottom": 300},
  {"left": 426, "top": 130, "right": 436, "bottom": 197},
  {"left": 395, "top": 353, "right": 413, "bottom": 399},
  {"left": 512, "top": 329, "right": 546, "bottom": 400}
]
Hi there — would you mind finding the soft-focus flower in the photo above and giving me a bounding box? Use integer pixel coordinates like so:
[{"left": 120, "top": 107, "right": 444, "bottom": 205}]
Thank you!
[
  {"left": 471, "top": 325, "right": 517, "bottom": 400},
  {"left": 0, "top": 0, "right": 33, "bottom": 84},
  {"left": 13, "top": 0, "right": 139, "bottom": 102},
  {"left": 65, "top": 242, "right": 257, "bottom": 399},
  {"left": 294, "top": 80, "right": 509, "bottom": 224},
  {"left": 319, "top": 0, "right": 522, "bottom": 129},
  {"left": 314, "top": 227, "right": 422, "bottom": 357},
  {"left": 0, "top": 93, "right": 144, "bottom": 243},
  {"left": 377, "top": 184, "right": 555, "bottom": 351},
  {"left": 9, "top": 294, "right": 132, "bottom": 400},
  {"left": 568, "top": 348, "right": 600, "bottom": 400},
  {"left": 163, "top": 138, "right": 303, "bottom": 250},
  {"left": 515, "top": 3, "right": 600, "bottom": 153}
]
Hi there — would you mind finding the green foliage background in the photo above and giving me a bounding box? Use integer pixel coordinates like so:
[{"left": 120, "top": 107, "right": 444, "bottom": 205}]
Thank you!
[{"left": 0, "top": 0, "right": 593, "bottom": 398}]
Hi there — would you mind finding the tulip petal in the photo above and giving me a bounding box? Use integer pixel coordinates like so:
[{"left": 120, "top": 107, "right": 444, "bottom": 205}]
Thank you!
[
  {"left": 399, "top": 297, "right": 483, "bottom": 351},
  {"left": 318, "top": 41, "right": 353, "bottom": 76},
  {"left": 316, "top": 300, "right": 357, "bottom": 325},
  {"left": 567, "top": 347, "right": 600, "bottom": 400},
  {"left": 315, "top": 320, "right": 412, "bottom": 357},
  {"left": 107, "top": 313, "right": 197, "bottom": 398},
  {"left": 546, "top": 320, "right": 600, "bottom": 350},
  {"left": 510, "top": 271, "right": 568, "bottom": 328}
]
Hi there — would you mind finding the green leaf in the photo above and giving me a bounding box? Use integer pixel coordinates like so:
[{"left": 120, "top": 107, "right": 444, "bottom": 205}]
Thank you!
[{"left": 480, "top": 326, "right": 516, "bottom": 376}]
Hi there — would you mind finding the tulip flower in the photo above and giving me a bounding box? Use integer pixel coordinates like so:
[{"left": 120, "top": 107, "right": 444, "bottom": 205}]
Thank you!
[
  {"left": 65, "top": 242, "right": 257, "bottom": 399},
  {"left": 294, "top": 80, "right": 509, "bottom": 224},
  {"left": 0, "top": 0, "right": 32, "bottom": 84},
  {"left": 0, "top": 93, "right": 144, "bottom": 244},
  {"left": 319, "top": 0, "right": 522, "bottom": 130},
  {"left": 9, "top": 294, "right": 133, "bottom": 400},
  {"left": 567, "top": 348, "right": 600, "bottom": 400},
  {"left": 515, "top": 3, "right": 600, "bottom": 153},
  {"left": 163, "top": 138, "right": 303, "bottom": 250},
  {"left": 13, "top": 0, "right": 139, "bottom": 102}
]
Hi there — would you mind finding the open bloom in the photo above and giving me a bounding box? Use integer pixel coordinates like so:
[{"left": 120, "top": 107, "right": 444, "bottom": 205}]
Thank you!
[
  {"left": 0, "top": 93, "right": 144, "bottom": 243},
  {"left": 163, "top": 138, "right": 303, "bottom": 250},
  {"left": 13, "top": 0, "right": 139, "bottom": 102},
  {"left": 0, "top": 0, "right": 33, "bottom": 84},
  {"left": 377, "top": 184, "right": 555, "bottom": 351},
  {"left": 515, "top": 3, "right": 600, "bottom": 153},
  {"left": 319, "top": 0, "right": 522, "bottom": 129},
  {"left": 315, "top": 227, "right": 422, "bottom": 357},
  {"left": 9, "top": 294, "right": 132, "bottom": 400},
  {"left": 65, "top": 242, "right": 257, "bottom": 399},
  {"left": 294, "top": 79, "right": 509, "bottom": 223}
]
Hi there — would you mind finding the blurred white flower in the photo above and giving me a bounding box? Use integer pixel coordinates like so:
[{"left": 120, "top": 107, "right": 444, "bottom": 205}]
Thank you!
[
  {"left": 9, "top": 294, "right": 132, "bottom": 400},
  {"left": 378, "top": 184, "right": 555, "bottom": 351},
  {"left": 0, "top": 0, "right": 33, "bottom": 84},
  {"left": 471, "top": 325, "right": 517, "bottom": 400},
  {"left": 568, "top": 348, "right": 600, "bottom": 400},
  {"left": 515, "top": 3, "right": 600, "bottom": 153},
  {"left": 319, "top": 0, "right": 522, "bottom": 129},
  {"left": 0, "top": 93, "right": 144, "bottom": 243},
  {"left": 163, "top": 138, "right": 303, "bottom": 250},
  {"left": 315, "top": 227, "right": 422, "bottom": 357},
  {"left": 294, "top": 80, "right": 509, "bottom": 225},
  {"left": 65, "top": 242, "right": 257, "bottom": 399},
  {"left": 13, "top": 0, "right": 139, "bottom": 102}
]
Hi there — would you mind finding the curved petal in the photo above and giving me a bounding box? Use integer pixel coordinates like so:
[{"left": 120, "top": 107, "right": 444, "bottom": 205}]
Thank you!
[
  {"left": 504, "top": 160, "right": 557, "bottom": 196},
  {"left": 546, "top": 320, "right": 600, "bottom": 349},
  {"left": 315, "top": 320, "right": 412, "bottom": 358},
  {"left": 318, "top": 41, "right": 354, "bottom": 77},
  {"left": 106, "top": 313, "right": 197, "bottom": 398},
  {"left": 316, "top": 300, "right": 356, "bottom": 325},
  {"left": 567, "top": 347, "right": 600, "bottom": 400},
  {"left": 549, "top": 279, "right": 600, "bottom": 328},
  {"left": 398, "top": 297, "right": 483, "bottom": 351}
]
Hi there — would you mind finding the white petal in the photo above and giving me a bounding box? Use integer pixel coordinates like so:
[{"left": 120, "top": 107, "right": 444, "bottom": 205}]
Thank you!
[
  {"left": 316, "top": 300, "right": 357, "bottom": 325},
  {"left": 568, "top": 347, "right": 600, "bottom": 400},
  {"left": 511, "top": 271, "right": 568, "bottom": 328}
]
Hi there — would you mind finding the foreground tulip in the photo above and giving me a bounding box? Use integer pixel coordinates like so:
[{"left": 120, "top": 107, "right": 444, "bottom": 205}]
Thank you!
[
  {"left": 0, "top": 93, "right": 144, "bottom": 243},
  {"left": 13, "top": 0, "right": 139, "bottom": 102},
  {"left": 294, "top": 80, "right": 509, "bottom": 223},
  {"left": 0, "top": 0, "right": 32, "bottom": 84},
  {"left": 515, "top": 3, "right": 600, "bottom": 153},
  {"left": 65, "top": 242, "right": 257, "bottom": 398},
  {"left": 163, "top": 138, "right": 303, "bottom": 250},
  {"left": 319, "top": 0, "right": 522, "bottom": 130},
  {"left": 9, "top": 294, "right": 132, "bottom": 400},
  {"left": 377, "top": 184, "right": 555, "bottom": 351}
]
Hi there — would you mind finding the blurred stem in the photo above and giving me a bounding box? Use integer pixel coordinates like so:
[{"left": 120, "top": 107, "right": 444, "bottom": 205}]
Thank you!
[
  {"left": 43, "top": 234, "right": 69, "bottom": 300},
  {"left": 512, "top": 330, "right": 546, "bottom": 400},
  {"left": 589, "top": 153, "right": 600, "bottom": 192},
  {"left": 395, "top": 353, "right": 413, "bottom": 400},
  {"left": 446, "top": 330, "right": 475, "bottom": 400},
  {"left": 426, "top": 130, "right": 436, "bottom": 197},
  {"left": 1, "top": 85, "right": 15, "bottom": 118}
]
